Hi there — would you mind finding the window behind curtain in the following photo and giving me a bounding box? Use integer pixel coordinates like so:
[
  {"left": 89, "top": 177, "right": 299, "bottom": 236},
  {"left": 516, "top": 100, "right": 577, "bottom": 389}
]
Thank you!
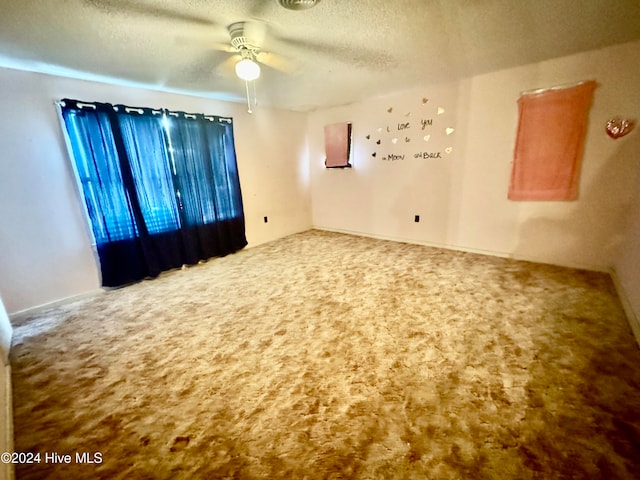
[
  {"left": 63, "top": 107, "right": 137, "bottom": 243},
  {"left": 117, "top": 111, "right": 181, "bottom": 234},
  {"left": 59, "top": 99, "right": 247, "bottom": 287}
]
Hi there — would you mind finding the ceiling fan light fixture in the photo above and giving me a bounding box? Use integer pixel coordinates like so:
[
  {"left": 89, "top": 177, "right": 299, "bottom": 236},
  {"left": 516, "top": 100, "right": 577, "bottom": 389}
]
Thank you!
[
  {"left": 277, "top": 0, "right": 321, "bottom": 11},
  {"left": 235, "top": 58, "right": 261, "bottom": 81}
]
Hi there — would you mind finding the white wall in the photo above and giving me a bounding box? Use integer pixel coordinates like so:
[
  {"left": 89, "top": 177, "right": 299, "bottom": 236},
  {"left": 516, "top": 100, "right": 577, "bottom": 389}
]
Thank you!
[
  {"left": 0, "top": 68, "right": 311, "bottom": 315},
  {"left": 613, "top": 157, "right": 640, "bottom": 343},
  {"left": 308, "top": 40, "right": 640, "bottom": 272},
  {"left": 1, "top": 41, "right": 638, "bottom": 314}
]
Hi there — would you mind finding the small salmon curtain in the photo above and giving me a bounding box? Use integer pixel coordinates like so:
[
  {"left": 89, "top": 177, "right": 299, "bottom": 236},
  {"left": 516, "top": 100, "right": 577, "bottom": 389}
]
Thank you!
[
  {"left": 324, "top": 122, "right": 352, "bottom": 168},
  {"left": 508, "top": 80, "right": 597, "bottom": 201}
]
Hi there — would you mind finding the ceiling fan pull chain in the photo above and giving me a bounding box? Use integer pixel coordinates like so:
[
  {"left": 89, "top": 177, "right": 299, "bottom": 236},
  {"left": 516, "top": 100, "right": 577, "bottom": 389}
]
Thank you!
[
  {"left": 252, "top": 79, "right": 258, "bottom": 108},
  {"left": 245, "top": 79, "right": 253, "bottom": 114}
]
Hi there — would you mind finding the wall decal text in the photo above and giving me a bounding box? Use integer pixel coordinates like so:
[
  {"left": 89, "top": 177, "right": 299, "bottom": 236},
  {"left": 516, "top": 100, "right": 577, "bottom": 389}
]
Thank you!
[
  {"left": 414, "top": 151, "right": 442, "bottom": 159},
  {"left": 421, "top": 119, "right": 433, "bottom": 130}
]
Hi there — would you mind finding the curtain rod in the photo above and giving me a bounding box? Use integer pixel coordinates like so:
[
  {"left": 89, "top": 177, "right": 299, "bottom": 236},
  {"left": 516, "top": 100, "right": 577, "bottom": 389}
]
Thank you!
[
  {"left": 55, "top": 100, "right": 96, "bottom": 109},
  {"left": 520, "top": 79, "right": 596, "bottom": 96},
  {"left": 55, "top": 99, "right": 233, "bottom": 123}
]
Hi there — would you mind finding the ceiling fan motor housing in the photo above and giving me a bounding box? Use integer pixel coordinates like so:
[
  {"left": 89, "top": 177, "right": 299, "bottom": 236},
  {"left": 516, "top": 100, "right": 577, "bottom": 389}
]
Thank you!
[
  {"left": 228, "top": 22, "right": 259, "bottom": 53},
  {"left": 277, "top": 0, "right": 321, "bottom": 11}
]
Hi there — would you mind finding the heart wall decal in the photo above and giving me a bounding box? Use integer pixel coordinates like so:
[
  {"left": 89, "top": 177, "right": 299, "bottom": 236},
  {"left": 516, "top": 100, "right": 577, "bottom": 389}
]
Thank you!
[{"left": 606, "top": 118, "right": 635, "bottom": 139}]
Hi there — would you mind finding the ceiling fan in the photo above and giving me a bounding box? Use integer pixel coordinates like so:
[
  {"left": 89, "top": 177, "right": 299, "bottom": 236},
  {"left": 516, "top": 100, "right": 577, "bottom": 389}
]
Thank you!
[
  {"left": 217, "top": 20, "right": 297, "bottom": 81},
  {"left": 83, "top": 0, "right": 390, "bottom": 111},
  {"left": 206, "top": 20, "right": 300, "bottom": 113}
]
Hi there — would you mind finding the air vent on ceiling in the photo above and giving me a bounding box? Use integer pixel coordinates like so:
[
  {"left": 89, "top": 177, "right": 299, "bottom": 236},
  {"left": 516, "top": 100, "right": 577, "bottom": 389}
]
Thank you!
[{"left": 277, "top": 0, "right": 321, "bottom": 10}]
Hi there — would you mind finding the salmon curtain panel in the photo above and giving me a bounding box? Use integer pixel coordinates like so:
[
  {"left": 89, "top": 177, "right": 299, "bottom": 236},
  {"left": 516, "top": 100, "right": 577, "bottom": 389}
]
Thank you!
[
  {"left": 508, "top": 80, "right": 597, "bottom": 200},
  {"left": 324, "top": 122, "right": 352, "bottom": 168}
]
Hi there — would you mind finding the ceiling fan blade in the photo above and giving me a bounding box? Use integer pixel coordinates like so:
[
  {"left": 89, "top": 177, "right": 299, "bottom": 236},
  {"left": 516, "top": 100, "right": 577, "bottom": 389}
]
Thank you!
[
  {"left": 175, "top": 34, "right": 235, "bottom": 53},
  {"left": 256, "top": 51, "right": 299, "bottom": 74},
  {"left": 248, "top": 0, "right": 276, "bottom": 19},
  {"left": 168, "top": 50, "right": 232, "bottom": 86},
  {"left": 83, "top": 0, "right": 217, "bottom": 27},
  {"left": 216, "top": 55, "right": 242, "bottom": 77},
  {"left": 275, "top": 36, "right": 397, "bottom": 69},
  {"left": 243, "top": 20, "right": 268, "bottom": 48}
]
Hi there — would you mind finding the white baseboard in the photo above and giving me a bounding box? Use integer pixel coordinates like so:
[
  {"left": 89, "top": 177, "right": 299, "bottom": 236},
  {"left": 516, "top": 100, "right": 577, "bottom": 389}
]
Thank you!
[
  {"left": 9, "top": 289, "right": 103, "bottom": 323},
  {"left": 314, "top": 224, "right": 512, "bottom": 256},
  {"left": 313, "top": 226, "right": 609, "bottom": 272},
  {"left": 610, "top": 270, "right": 640, "bottom": 347}
]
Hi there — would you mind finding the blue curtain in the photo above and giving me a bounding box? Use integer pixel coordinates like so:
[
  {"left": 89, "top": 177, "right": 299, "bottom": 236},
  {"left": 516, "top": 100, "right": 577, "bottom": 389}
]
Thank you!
[
  {"left": 60, "top": 100, "right": 247, "bottom": 286},
  {"left": 165, "top": 113, "right": 246, "bottom": 263},
  {"left": 61, "top": 107, "right": 138, "bottom": 244}
]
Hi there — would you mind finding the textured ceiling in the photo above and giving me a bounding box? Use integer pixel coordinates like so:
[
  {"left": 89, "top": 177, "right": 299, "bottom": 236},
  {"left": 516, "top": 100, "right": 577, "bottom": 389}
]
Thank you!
[{"left": 0, "top": 0, "right": 639, "bottom": 111}]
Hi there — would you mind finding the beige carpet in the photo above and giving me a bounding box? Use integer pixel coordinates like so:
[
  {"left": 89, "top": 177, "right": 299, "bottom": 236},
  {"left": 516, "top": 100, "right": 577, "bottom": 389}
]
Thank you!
[{"left": 11, "top": 229, "right": 640, "bottom": 479}]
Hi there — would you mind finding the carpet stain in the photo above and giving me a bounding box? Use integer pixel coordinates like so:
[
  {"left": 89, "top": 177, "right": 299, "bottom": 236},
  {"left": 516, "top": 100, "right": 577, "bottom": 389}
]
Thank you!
[{"left": 170, "top": 436, "right": 190, "bottom": 452}]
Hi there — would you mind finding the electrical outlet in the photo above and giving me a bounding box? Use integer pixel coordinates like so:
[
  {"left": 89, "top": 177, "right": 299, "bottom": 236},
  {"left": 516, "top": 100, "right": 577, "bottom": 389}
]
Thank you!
[
  {"left": 414, "top": 215, "right": 420, "bottom": 223},
  {"left": 264, "top": 216, "right": 268, "bottom": 223}
]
